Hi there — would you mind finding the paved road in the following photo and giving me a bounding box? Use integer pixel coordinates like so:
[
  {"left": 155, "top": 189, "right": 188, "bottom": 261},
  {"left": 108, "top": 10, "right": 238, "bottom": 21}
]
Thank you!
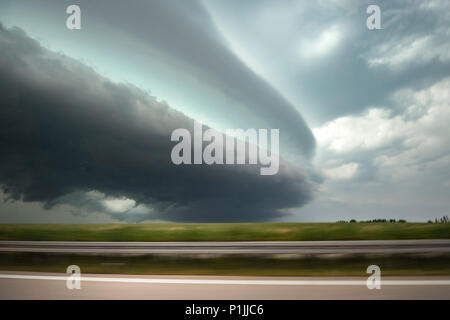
[
  {"left": 0, "top": 272, "right": 449, "bottom": 299},
  {"left": 1, "top": 240, "right": 449, "bottom": 254}
]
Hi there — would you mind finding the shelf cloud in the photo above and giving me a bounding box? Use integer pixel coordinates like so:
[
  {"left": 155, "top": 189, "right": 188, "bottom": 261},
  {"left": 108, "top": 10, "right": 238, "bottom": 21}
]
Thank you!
[{"left": 0, "top": 25, "right": 314, "bottom": 222}]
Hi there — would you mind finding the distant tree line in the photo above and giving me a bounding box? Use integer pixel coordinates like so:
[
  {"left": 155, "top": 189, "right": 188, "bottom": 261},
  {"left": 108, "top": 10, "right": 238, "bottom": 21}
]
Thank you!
[
  {"left": 336, "top": 219, "right": 407, "bottom": 223},
  {"left": 428, "top": 216, "right": 450, "bottom": 223},
  {"left": 337, "top": 216, "right": 450, "bottom": 223}
]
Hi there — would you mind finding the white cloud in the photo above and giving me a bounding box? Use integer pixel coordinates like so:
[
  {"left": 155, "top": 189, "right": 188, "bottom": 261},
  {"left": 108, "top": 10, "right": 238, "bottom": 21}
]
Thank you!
[
  {"left": 363, "top": 1, "right": 450, "bottom": 71},
  {"left": 315, "top": 77, "right": 450, "bottom": 190},
  {"left": 102, "top": 197, "right": 136, "bottom": 213},
  {"left": 299, "top": 25, "right": 343, "bottom": 59},
  {"left": 314, "top": 78, "right": 450, "bottom": 156},
  {"left": 366, "top": 35, "right": 450, "bottom": 70},
  {"left": 323, "top": 162, "right": 359, "bottom": 180},
  {"left": 313, "top": 108, "right": 405, "bottom": 152},
  {"left": 373, "top": 81, "right": 450, "bottom": 182}
]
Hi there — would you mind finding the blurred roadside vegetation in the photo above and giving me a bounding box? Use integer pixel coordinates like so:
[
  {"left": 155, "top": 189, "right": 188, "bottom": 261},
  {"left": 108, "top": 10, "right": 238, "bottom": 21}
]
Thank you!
[{"left": 1, "top": 252, "right": 449, "bottom": 276}]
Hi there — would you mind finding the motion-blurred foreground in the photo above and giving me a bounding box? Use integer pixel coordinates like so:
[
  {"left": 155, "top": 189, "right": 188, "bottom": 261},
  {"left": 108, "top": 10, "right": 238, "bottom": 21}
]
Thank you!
[{"left": 1, "top": 223, "right": 450, "bottom": 299}]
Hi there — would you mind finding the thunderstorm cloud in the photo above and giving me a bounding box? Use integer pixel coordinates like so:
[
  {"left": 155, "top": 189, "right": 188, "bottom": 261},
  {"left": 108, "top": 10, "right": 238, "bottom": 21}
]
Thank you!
[{"left": 0, "top": 25, "right": 314, "bottom": 222}]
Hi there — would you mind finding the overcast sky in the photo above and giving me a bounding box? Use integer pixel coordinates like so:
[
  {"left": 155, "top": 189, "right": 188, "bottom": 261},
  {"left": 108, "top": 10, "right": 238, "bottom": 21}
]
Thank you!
[{"left": 0, "top": 0, "right": 449, "bottom": 222}]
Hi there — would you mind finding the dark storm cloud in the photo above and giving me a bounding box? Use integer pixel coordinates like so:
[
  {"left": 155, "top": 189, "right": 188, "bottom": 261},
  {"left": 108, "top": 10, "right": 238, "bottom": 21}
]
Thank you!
[
  {"left": 0, "top": 0, "right": 316, "bottom": 158},
  {"left": 84, "top": 0, "right": 316, "bottom": 157},
  {"left": 0, "top": 25, "right": 314, "bottom": 222}
]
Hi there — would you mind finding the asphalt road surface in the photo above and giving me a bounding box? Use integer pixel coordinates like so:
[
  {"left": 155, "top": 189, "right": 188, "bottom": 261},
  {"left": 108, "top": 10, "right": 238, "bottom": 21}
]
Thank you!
[
  {"left": 0, "top": 272, "right": 449, "bottom": 299},
  {"left": 1, "top": 239, "right": 450, "bottom": 254}
]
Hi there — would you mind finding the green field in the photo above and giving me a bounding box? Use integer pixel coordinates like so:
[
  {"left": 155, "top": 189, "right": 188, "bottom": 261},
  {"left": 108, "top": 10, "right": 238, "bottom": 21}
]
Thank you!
[{"left": 0, "top": 223, "right": 449, "bottom": 241}]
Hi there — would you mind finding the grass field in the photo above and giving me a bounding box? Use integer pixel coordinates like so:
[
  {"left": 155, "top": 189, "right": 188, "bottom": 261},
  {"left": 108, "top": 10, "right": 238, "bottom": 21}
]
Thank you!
[{"left": 0, "top": 223, "right": 450, "bottom": 241}]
